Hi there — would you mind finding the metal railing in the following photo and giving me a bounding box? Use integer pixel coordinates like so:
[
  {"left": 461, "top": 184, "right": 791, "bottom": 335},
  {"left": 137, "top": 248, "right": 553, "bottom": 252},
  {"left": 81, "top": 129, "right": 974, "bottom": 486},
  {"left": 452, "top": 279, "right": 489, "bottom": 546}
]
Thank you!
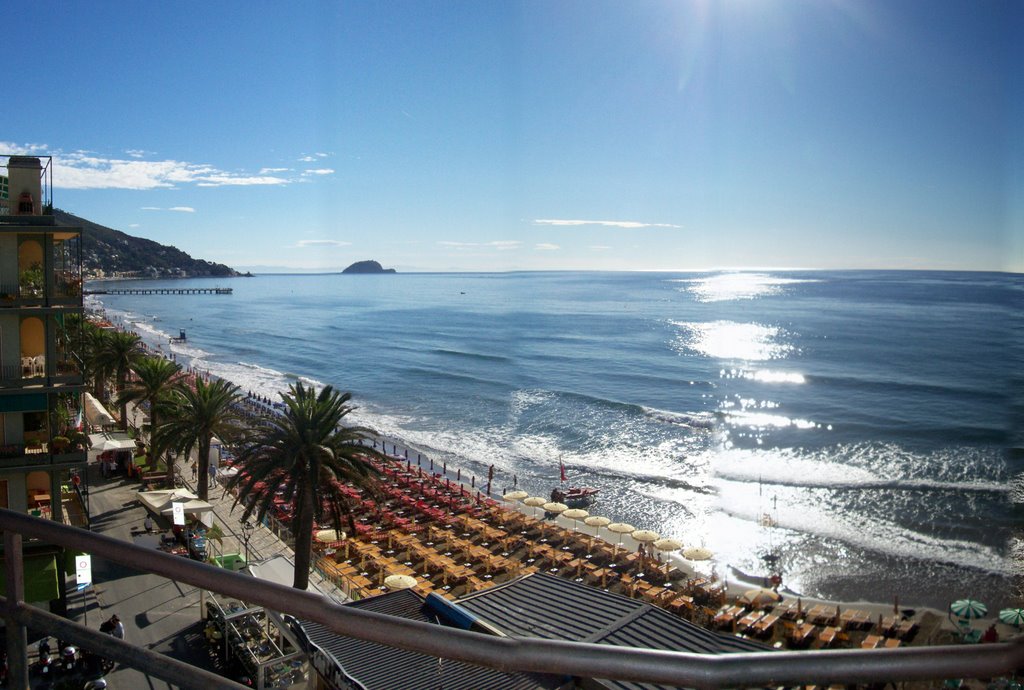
[{"left": 1, "top": 509, "right": 1021, "bottom": 690}]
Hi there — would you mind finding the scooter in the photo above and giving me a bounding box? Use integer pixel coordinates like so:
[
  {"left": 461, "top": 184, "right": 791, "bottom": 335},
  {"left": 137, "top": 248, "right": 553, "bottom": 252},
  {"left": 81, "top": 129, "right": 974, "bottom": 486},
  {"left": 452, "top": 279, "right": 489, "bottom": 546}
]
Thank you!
[
  {"left": 33, "top": 638, "right": 54, "bottom": 677},
  {"left": 59, "top": 644, "right": 78, "bottom": 674}
]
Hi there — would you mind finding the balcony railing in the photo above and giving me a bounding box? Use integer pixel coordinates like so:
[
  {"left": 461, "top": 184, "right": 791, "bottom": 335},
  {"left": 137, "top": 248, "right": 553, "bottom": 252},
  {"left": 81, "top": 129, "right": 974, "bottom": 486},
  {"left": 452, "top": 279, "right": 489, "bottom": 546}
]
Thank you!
[{"left": 0, "top": 510, "right": 1021, "bottom": 690}]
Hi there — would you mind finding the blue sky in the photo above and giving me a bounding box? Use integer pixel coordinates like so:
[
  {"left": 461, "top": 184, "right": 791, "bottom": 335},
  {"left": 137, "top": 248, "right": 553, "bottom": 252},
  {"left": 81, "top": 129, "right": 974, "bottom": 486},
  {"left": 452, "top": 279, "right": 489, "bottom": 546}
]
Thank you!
[{"left": 4, "top": 1, "right": 1021, "bottom": 273}]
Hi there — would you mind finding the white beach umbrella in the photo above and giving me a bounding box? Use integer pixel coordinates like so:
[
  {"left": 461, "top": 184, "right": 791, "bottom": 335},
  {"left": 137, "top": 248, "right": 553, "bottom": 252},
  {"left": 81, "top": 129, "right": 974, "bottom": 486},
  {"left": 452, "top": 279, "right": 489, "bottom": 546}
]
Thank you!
[
  {"left": 542, "top": 502, "right": 569, "bottom": 515},
  {"left": 651, "top": 537, "right": 682, "bottom": 580},
  {"left": 683, "top": 546, "right": 713, "bottom": 561},
  {"left": 314, "top": 529, "right": 345, "bottom": 543},
  {"left": 740, "top": 588, "right": 782, "bottom": 609},
  {"left": 384, "top": 574, "right": 418, "bottom": 590},
  {"left": 631, "top": 529, "right": 660, "bottom": 544},
  {"left": 503, "top": 490, "right": 528, "bottom": 502},
  {"left": 584, "top": 515, "right": 611, "bottom": 551},
  {"left": 523, "top": 496, "right": 546, "bottom": 518},
  {"left": 607, "top": 522, "right": 636, "bottom": 551},
  {"left": 562, "top": 508, "right": 589, "bottom": 532},
  {"left": 652, "top": 537, "right": 682, "bottom": 552}
]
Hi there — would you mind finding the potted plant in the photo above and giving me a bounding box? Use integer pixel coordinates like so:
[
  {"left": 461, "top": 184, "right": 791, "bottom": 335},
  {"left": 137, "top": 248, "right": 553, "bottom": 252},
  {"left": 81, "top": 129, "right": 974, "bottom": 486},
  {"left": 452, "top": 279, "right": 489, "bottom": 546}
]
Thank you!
[
  {"left": 19, "top": 262, "right": 44, "bottom": 297},
  {"left": 51, "top": 436, "right": 70, "bottom": 454}
]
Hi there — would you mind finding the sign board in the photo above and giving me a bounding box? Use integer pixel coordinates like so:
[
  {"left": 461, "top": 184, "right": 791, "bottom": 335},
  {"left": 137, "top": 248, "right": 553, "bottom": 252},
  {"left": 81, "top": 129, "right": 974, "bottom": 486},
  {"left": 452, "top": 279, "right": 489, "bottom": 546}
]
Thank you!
[
  {"left": 75, "top": 554, "right": 92, "bottom": 590},
  {"left": 172, "top": 501, "right": 185, "bottom": 526}
]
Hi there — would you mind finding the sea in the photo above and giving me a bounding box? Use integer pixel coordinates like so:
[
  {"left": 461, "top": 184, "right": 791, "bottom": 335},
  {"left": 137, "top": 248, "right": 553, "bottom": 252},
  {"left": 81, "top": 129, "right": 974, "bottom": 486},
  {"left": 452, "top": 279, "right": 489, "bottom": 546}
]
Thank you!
[{"left": 87, "top": 270, "right": 1023, "bottom": 611}]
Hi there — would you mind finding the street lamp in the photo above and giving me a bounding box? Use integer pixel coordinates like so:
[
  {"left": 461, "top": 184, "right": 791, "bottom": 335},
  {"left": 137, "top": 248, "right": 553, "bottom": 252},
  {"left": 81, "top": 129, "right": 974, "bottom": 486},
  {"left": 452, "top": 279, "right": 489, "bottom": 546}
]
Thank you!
[{"left": 241, "top": 521, "right": 254, "bottom": 566}]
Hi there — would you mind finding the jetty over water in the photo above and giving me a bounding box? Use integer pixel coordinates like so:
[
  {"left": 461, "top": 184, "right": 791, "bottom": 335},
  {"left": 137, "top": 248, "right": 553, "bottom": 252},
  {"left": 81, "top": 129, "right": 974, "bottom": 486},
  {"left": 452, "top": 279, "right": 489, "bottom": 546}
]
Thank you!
[{"left": 85, "top": 287, "right": 232, "bottom": 296}]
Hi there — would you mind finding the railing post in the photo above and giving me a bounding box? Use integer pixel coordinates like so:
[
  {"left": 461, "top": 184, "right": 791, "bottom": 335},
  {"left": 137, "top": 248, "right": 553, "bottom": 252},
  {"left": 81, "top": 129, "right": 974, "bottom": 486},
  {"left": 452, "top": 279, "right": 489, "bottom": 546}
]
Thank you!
[{"left": 4, "top": 530, "right": 29, "bottom": 690}]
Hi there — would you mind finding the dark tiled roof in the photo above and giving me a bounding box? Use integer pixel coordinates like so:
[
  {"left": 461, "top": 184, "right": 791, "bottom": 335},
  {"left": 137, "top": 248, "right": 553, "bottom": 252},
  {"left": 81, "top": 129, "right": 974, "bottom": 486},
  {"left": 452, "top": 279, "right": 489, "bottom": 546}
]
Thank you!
[
  {"left": 295, "top": 588, "right": 557, "bottom": 690},
  {"left": 456, "top": 573, "right": 770, "bottom": 690}
]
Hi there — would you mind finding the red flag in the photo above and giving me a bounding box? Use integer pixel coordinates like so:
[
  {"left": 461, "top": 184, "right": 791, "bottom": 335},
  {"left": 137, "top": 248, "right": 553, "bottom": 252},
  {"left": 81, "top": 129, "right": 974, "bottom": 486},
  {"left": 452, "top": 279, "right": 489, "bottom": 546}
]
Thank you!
[{"left": 560, "top": 458, "right": 568, "bottom": 482}]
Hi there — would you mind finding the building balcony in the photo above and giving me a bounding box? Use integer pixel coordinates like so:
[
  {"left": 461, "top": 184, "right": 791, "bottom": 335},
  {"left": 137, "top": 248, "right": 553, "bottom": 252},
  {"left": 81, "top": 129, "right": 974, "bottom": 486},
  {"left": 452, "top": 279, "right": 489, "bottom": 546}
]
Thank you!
[
  {"left": 0, "top": 357, "right": 82, "bottom": 390},
  {"left": 0, "top": 443, "right": 87, "bottom": 468}
]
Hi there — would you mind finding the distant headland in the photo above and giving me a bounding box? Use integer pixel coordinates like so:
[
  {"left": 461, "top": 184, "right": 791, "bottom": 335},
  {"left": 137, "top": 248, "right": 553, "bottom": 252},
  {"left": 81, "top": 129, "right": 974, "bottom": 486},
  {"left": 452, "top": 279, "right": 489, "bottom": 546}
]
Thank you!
[{"left": 342, "top": 260, "right": 397, "bottom": 274}]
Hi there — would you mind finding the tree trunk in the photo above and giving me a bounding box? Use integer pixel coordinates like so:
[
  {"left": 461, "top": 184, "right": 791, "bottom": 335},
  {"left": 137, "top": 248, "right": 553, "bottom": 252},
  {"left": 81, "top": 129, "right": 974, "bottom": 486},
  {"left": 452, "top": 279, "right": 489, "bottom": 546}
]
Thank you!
[
  {"left": 150, "top": 401, "right": 169, "bottom": 486},
  {"left": 117, "top": 368, "right": 128, "bottom": 431},
  {"left": 197, "top": 434, "right": 211, "bottom": 501},
  {"left": 292, "top": 482, "right": 316, "bottom": 590}
]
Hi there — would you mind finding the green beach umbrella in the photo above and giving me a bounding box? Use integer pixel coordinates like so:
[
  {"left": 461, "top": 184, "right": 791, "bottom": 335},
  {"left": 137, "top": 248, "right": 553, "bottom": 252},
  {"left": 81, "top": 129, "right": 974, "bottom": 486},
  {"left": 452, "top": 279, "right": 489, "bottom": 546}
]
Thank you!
[
  {"left": 999, "top": 608, "right": 1024, "bottom": 627},
  {"left": 949, "top": 599, "right": 987, "bottom": 619}
]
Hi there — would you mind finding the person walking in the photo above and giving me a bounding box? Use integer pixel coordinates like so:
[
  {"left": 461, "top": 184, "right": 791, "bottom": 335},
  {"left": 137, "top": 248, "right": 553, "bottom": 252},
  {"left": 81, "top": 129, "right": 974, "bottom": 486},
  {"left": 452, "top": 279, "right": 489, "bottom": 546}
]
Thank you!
[{"left": 191, "top": 462, "right": 197, "bottom": 481}]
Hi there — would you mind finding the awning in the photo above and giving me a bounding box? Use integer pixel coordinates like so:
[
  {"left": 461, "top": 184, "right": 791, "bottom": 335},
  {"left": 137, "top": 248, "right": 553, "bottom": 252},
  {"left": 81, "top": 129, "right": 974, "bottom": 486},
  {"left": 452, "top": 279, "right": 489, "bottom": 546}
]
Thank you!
[
  {"left": 0, "top": 555, "right": 60, "bottom": 602},
  {"left": 0, "top": 393, "right": 47, "bottom": 414},
  {"left": 84, "top": 392, "right": 115, "bottom": 427},
  {"left": 138, "top": 488, "right": 213, "bottom": 516},
  {"left": 88, "top": 433, "right": 136, "bottom": 452}
]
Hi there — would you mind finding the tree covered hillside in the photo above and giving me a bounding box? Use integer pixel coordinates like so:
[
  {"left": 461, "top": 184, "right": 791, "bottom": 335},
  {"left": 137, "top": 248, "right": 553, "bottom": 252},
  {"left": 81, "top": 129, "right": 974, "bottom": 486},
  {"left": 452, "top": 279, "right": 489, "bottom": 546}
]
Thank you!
[{"left": 54, "top": 209, "right": 243, "bottom": 279}]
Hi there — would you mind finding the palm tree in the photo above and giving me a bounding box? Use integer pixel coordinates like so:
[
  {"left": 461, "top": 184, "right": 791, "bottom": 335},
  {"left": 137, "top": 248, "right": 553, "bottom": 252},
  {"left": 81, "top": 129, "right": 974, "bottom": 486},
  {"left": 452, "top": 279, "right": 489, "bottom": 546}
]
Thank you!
[
  {"left": 95, "top": 330, "right": 144, "bottom": 430},
  {"left": 116, "top": 355, "right": 182, "bottom": 483},
  {"left": 155, "top": 378, "right": 244, "bottom": 501},
  {"left": 81, "top": 323, "right": 112, "bottom": 401},
  {"left": 226, "top": 383, "right": 384, "bottom": 590}
]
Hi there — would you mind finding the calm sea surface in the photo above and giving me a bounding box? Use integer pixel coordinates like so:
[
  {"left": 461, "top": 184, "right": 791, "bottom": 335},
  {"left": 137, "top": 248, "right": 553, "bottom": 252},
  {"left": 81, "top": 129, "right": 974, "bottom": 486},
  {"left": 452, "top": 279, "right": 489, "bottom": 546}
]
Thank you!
[{"left": 89, "top": 270, "right": 1023, "bottom": 609}]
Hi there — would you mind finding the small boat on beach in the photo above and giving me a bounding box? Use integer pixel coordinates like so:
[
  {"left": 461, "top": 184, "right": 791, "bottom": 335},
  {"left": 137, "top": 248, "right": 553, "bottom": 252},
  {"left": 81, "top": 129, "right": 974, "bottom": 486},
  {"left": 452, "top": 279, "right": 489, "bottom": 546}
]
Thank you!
[
  {"left": 551, "top": 457, "right": 599, "bottom": 507},
  {"left": 550, "top": 485, "right": 599, "bottom": 507}
]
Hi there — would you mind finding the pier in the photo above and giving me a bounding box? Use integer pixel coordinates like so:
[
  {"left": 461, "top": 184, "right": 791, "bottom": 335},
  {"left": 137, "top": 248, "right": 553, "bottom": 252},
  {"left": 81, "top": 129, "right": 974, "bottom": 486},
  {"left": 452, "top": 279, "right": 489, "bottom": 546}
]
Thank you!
[{"left": 85, "top": 287, "right": 232, "bottom": 295}]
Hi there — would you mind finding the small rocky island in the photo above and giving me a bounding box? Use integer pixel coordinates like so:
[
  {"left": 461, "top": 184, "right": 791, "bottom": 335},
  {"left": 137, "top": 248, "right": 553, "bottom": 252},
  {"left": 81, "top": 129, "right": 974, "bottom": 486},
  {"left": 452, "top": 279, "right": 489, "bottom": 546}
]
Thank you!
[{"left": 342, "top": 260, "right": 396, "bottom": 274}]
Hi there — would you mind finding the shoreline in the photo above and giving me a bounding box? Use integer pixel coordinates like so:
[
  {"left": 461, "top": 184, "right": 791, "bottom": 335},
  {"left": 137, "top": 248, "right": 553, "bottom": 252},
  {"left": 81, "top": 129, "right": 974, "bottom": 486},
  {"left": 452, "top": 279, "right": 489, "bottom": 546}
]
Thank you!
[{"left": 89, "top": 302, "right": 1019, "bottom": 644}]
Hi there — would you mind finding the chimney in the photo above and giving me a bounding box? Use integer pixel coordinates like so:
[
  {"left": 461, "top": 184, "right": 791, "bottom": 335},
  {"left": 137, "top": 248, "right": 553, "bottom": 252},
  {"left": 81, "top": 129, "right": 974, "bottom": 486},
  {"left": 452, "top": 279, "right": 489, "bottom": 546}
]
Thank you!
[{"left": 7, "top": 156, "right": 42, "bottom": 215}]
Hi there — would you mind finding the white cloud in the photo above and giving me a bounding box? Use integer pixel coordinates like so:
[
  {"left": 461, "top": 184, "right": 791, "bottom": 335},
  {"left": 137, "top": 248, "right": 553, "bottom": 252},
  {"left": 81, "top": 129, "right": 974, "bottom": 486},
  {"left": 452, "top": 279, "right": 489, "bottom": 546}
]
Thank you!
[
  {"left": 295, "top": 239, "right": 351, "bottom": 248},
  {"left": 141, "top": 206, "right": 196, "bottom": 213},
  {"left": 302, "top": 168, "right": 335, "bottom": 176},
  {"left": 129, "top": 223, "right": 140, "bottom": 228},
  {"left": 52, "top": 151, "right": 291, "bottom": 190},
  {"left": 535, "top": 243, "right": 560, "bottom": 251},
  {"left": 533, "top": 218, "right": 682, "bottom": 229},
  {"left": 1, "top": 143, "right": 304, "bottom": 190},
  {"left": 439, "top": 240, "right": 521, "bottom": 251},
  {"left": 590, "top": 245, "right": 612, "bottom": 251},
  {"left": 0, "top": 141, "right": 49, "bottom": 155}
]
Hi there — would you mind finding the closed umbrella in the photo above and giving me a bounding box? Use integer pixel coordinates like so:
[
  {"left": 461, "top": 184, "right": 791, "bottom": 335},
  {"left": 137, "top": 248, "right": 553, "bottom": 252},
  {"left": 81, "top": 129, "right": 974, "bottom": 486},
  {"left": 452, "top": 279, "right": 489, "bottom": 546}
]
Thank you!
[
  {"left": 999, "top": 608, "right": 1024, "bottom": 627},
  {"left": 950, "top": 599, "right": 987, "bottom": 620},
  {"left": 562, "top": 508, "right": 589, "bottom": 532}
]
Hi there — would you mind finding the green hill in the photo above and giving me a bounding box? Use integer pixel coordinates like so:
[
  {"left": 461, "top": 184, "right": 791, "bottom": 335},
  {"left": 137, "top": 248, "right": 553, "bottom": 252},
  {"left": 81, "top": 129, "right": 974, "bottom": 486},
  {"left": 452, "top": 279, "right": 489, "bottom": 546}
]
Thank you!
[{"left": 54, "top": 209, "right": 243, "bottom": 279}]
